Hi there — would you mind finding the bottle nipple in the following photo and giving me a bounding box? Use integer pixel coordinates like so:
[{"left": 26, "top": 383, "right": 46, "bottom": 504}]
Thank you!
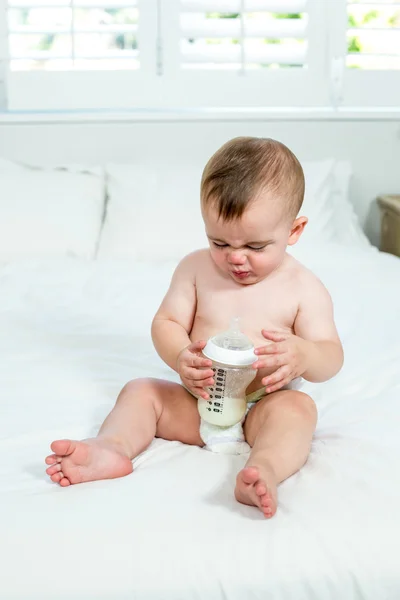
[
  {"left": 223, "top": 317, "right": 242, "bottom": 349},
  {"left": 229, "top": 317, "right": 241, "bottom": 335},
  {"left": 202, "top": 316, "right": 256, "bottom": 366}
]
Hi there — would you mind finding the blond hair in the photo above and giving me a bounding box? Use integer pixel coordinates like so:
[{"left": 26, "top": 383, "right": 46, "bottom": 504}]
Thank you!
[{"left": 201, "top": 137, "right": 305, "bottom": 221}]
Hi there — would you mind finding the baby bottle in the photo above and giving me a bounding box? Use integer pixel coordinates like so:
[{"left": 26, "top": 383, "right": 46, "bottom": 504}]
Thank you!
[{"left": 199, "top": 317, "right": 257, "bottom": 427}]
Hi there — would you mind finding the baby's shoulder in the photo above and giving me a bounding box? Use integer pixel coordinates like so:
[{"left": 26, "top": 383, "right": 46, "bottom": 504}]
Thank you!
[
  {"left": 284, "top": 254, "right": 331, "bottom": 309},
  {"left": 282, "top": 253, "right": 324, "bottom": 288},
  {"left": 175, "top": 248, "right": 210, "bottom": 278},
  {"left": 178, "top": 248, "right": 210, "bottom": 268}
]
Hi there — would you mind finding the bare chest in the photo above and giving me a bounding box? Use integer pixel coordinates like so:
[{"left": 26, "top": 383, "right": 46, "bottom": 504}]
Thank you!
[{"left": 191, "top": 271, "right": 298, "bottom": 346}]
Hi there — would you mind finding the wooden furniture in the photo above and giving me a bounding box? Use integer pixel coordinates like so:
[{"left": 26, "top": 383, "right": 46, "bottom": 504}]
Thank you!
[{"left": 377, "top": 195, "right": 400, "bottom": 257}]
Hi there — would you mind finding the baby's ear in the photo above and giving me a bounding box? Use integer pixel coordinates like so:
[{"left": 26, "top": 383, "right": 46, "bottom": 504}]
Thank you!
[{"left": 287, "top": 216, "right": 308, "bottom": 246}]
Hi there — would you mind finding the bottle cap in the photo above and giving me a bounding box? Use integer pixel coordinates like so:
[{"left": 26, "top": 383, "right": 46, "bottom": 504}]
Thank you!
[{"left": 202, "top": 317, "right": 256, "bottom": 366}]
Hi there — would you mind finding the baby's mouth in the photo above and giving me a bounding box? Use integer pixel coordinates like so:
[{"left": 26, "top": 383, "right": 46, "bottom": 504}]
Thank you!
[{"left": 231, "top": 270, "right": 251, "bottom": 279}]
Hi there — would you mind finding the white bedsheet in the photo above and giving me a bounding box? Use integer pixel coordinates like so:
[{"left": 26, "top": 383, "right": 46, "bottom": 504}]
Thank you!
[{"left": 1, "top": 244, "right": 400, "bottom": 600}]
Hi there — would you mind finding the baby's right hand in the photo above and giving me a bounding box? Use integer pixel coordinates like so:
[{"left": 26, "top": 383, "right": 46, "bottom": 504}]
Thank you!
[{"left": 177, "top": 341, "right": 215, "bottom": 400}]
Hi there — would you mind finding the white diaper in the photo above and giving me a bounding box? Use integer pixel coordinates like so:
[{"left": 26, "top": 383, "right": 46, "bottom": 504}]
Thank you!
[
  {"left": 198, "top": 385, "right": 268, "bottom": 455},
  {"left": 199, "top": 400, "right": 258, "bottom": 455}
]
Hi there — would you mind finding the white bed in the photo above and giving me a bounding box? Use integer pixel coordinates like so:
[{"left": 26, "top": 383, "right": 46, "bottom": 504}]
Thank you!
[{"left": 1, "top": 159, "right": 400, "bottom": 599}]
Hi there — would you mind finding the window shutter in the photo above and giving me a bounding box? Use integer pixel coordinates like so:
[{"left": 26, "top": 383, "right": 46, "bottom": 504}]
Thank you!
[
  {"left": 5, "top": 0, "right": 160, "bottom": 110},
  {"left": 347, "top": 0, "right": 400, "bottom": 70},
  {"left": 7, "top": 0, "right": 140, "bottom": 71},
  {"left": 157, "top": 0, "right": 330, "bottom": 107},
  {"left": 180, "top": 0, "right": 308, "bottom": 70},
  {"left": 341, "top": 0, "right": 400, "bottom": 106}
]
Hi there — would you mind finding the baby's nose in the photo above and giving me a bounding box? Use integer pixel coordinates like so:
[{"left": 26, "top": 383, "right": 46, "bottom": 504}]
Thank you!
[{"left": 228, "top": 250, "right": 247, "bottom": 264}]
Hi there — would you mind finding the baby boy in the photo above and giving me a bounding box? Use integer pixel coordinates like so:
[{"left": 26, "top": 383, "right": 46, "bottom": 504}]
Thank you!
[{"left": 45, "top": 137, "right": 343, "bottom": 518}]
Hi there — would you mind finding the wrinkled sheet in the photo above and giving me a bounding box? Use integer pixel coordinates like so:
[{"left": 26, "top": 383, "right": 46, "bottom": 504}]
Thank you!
[{"left": 1, "top": 243, "right": 400, "bottom": 600}]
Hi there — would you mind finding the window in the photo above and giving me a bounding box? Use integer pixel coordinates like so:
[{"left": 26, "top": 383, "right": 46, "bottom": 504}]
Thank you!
[
  {"left": 179, "top": 1, "right": 309, "bottom": 71},
  {"left": 4, "top": 0, "right": 159, "bottom": 109},
  {"left": 156, "top": 0, "right": 330, "bottom": 107},
  {"left": 0, "top": 0, "right": 399, "bottom": 111},
  {"left": 7, "top": 0, "right": 140, "bottom": 72},
  {"left": 347, "top": 0, "right": 400, "bottom": 70},
  {"left": 342, "top": 0, "right": 400, "bottom": 106}
]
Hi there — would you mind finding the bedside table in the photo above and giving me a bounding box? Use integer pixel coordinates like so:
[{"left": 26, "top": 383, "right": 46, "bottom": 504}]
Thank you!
[{"left": 377, "top": 195, "right": 400, "bottom": 257}]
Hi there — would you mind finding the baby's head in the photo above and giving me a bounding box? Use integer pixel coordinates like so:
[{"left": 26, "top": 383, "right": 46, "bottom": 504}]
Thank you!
[{"left": 201, "top": 136, "right": 307, "bottom": 285}]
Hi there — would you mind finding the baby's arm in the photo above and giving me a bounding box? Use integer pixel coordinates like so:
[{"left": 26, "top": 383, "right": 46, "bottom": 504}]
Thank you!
[
  {"left": 293, "top": 272, "right": 344, "bottom": 383},
  {"left": 254, "top": 270, "right": 343, "bottom": 392},
  {"left": 151, "top": 254, "right": 197, "bottom": 371},
  {"left": 152, "top": 253, "right": 214, "bottom": 397}
]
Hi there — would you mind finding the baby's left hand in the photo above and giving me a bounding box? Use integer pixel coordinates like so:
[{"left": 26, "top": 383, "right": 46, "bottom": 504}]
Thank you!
[{"left": 253, "top": 330, "right": 309, "bottom": 394}]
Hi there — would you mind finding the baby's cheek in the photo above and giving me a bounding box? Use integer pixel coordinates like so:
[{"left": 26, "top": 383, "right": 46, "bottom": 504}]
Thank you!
[
  {"left": 255, "top": 253, "right": 276, "bottom": 271},
  {"left": 262, "top": 249, "right": 283, "bottom": 269},
  {"left": 209, "top": 249, "right": 220, "bottom": 263},
  {"left": 210, "top": 250, "right": 226, "bottom": 270}
]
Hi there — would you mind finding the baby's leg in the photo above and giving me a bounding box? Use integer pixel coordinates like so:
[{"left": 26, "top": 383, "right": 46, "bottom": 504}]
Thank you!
[
  {"left": 45, "top": 378, "right": 202, "bottom": 486},
  {"left": 235, "top": 390, "right": 317, "bottom": 518}
]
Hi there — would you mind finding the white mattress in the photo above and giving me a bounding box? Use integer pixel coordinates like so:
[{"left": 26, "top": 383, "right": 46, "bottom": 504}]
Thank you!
[{"left": 1, "top": 243, "right": 400, "bottom": 600}]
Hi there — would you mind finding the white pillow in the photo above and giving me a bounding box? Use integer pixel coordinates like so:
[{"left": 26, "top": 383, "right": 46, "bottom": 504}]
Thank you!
[
  {"left": 0, "top": 160, "right": 104, "bottom": 260},
  {"left": 298, "top": 159, "right": 370, "bottom": 248},
  {"left": 330, "top": 161, "right": 371, "bottom": 248},
  {"left": 97, "top": 163, "right": 207, "bottom": 261},
  {"left": 299, "top": 159, "right": 337, "bottom": 244},
  {"left": 98, "top": 159, "right": 369, "bottom": 262}
]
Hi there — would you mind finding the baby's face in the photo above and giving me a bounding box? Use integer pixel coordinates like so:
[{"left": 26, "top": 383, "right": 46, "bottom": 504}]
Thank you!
[{"left": 203, "top": 195, "right": 305, "bottom": 285}]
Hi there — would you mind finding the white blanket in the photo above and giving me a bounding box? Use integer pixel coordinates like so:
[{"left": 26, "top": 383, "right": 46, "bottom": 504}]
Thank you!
[{"left": 1, "top": 244, "right": 400, "bottom": 600}]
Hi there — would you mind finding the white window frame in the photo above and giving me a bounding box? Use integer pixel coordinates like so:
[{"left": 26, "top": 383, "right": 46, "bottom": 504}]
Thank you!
[
  {"left": 0, "top": 0, "right": 8, "bottom": 107},
  {"left": 0, "top": 0, "right": 399, "bottom": 112}
]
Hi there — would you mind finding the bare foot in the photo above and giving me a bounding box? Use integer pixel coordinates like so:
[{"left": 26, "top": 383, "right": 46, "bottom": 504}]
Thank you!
[
  {"left": 235, "top": 465, "right": 277, "bottom": 518},
  {"left": 45, "top": 438, "right": 133, "bottom": 486}
]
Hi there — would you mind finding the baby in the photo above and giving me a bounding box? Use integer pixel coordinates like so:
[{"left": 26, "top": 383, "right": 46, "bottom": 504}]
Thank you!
[{"left": 45, "top": 137, "right": 343, "bottom": 518}]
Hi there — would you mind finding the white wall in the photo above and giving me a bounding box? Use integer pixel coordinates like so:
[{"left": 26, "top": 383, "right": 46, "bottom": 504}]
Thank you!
[{"left": 1, "top": 117, "right": 399, "bottom": 246}]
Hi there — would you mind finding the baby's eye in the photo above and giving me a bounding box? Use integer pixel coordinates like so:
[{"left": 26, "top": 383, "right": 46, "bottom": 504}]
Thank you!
[
  {"left": 212, "top": 242, "right": 227, "bottom": 248},
  {"left": 247, "top": 246, "right": 266, "bottom": 252}
]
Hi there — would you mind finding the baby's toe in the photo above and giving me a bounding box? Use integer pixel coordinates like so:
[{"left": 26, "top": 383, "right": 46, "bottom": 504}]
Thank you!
[
  {"left": 59, "top": 477, "right": 71, "bottom": 487},
  {"left": 260, "top": 494, "right": 271, "bottom": 507},
  {"left": 240, "top": 467, "right": 259, "bottom": 486},
  {"left": 51, "top": 471, "right": 64, "bottom": 483},
  {"left": 45, "top": 454, "right": 61, "bottom": 465},
  {"left": 255, "top": 481, "right": 267, "bottom": 496},
  {"left": 46, "top": 464, "right": 62, "bottom": 476}
]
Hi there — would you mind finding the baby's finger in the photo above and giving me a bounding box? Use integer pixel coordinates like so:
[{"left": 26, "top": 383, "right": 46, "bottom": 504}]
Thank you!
[
  {"left": 193, "top": 386, "right": 209, "bottom": 400},
  {"left": 193, "top": 356, "right": 213, "bottom": 369},
  {"left": 188, "top": 340, "right": 207, "bottom": 354},
  {"left": 262, "top": 365, "right": 290, "bottom": 387},
  {"left": 186, "top": 367, "right": 214, "bottom": 382},
  {"left": 192, "top": 377, "right": 214, "bottom": 392},
  {"left": 261, "top": 330, "right": 288, "bottom": 343},
  {"left": 253, "top": 354, "right": 286, "bottom": 370},
  {"left": 254, "top": 342, "right": 284, "bottom": 356},
  {"left": 183, "top": 380, "right": 207, "bottom": 399},
  {"left": 265, "top": 379, "right": 290, "bottom": 394}
]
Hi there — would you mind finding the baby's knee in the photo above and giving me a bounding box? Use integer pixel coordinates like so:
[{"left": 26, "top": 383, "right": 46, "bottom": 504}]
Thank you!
[
  {"left": 285, "top": 391, "right": 317, "bottom": 424},
  {"left": 119, "top": 377, "right": 153, "bottom": 396},
  {"left": 117, "top": 378, "right": 164, "bottom": 413}
]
